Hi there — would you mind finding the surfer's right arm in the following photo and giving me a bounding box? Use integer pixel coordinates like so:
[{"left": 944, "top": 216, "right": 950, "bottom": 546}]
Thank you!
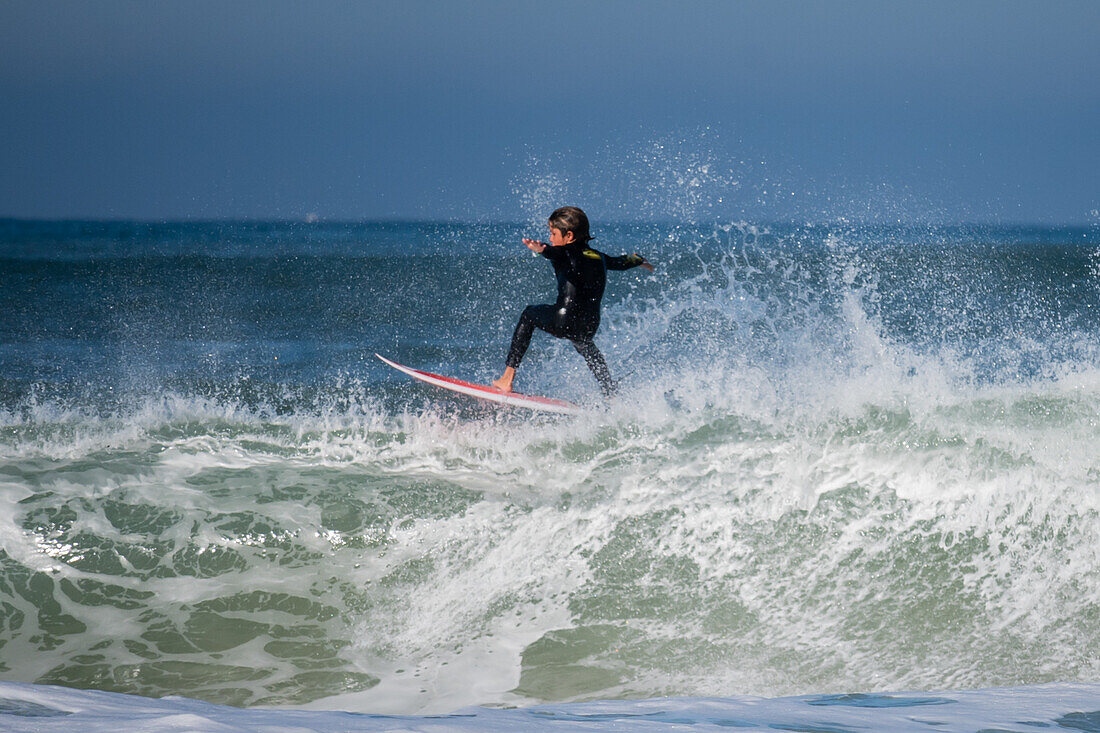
[{"left": 524, "top": 238, "right": 567, "bottom": 262}]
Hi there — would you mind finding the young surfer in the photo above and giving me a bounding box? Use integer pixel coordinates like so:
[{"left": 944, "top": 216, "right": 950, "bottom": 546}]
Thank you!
[{"left": 493, "top": 206, "right": 654, "bottom": 397}]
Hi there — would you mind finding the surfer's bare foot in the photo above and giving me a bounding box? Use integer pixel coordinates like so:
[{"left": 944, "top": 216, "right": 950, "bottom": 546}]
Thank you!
[{"left": 493, "top": 367, "right": 515, "bottom": 393}]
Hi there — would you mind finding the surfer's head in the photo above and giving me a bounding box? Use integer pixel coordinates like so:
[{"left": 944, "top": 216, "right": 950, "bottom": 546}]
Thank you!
[{"left": 548, "top": 206, "right": 592, "bottom": 247}]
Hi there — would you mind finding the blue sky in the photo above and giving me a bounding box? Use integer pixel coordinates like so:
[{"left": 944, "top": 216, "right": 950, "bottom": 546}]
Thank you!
[{"left": 1, "top": 1, "right": 1098, "bottom": 223}]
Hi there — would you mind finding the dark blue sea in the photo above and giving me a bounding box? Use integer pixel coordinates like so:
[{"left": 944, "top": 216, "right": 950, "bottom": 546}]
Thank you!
[{"left": 2, "top": 218, "right": 1100, "bottom": 730}]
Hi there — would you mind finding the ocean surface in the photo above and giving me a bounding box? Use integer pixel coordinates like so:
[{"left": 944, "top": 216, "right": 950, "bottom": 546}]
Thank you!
[{"left": 2, "top": 219, "right": 1100, "bottom": 729}]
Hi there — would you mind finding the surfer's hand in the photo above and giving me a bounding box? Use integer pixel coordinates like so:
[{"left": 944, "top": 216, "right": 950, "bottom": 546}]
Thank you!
[
  {"left": 635, "top": 254, "right": 655, "bottom": 273},
  {"left": 523, "top": 238, "right": 547, "bottom": 254}
]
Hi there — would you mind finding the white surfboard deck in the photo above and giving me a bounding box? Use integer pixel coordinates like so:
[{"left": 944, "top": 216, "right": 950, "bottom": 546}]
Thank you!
[{"left": 376, "top": 354, "right": 582, "bottom": 415}]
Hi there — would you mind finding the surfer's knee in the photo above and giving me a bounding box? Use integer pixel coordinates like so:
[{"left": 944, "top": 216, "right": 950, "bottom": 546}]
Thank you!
[{"left": 519, "top": 305, "right": 542, "bottom": 328}]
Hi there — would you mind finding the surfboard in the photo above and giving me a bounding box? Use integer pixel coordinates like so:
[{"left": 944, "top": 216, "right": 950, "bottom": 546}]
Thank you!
[{"left": 375, "top": 354, "right": 582, "bottom": 415}]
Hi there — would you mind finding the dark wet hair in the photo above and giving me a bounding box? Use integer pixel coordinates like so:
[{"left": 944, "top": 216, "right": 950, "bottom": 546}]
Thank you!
[{"left": 548, "top": 206, "right": 592, "bottom": 245}]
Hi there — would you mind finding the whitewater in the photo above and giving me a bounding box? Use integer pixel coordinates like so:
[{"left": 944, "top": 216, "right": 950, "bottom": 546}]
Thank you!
[{"left": 1, "top": 219, "right": 1099, "bottom": 730}]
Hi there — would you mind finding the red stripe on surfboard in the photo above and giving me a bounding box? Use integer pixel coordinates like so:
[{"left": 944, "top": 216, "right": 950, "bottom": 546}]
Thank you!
[
  {"left": 402, "top": 366, "right": 575, "bottom": 407},
  {"left": 376, "top": 354, "right": 580, "bottom": 411}
]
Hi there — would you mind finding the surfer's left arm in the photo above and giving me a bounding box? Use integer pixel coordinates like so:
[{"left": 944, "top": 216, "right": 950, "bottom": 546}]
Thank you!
[{"left": 605, "top": 252, "right": 655, "bottom": 272}]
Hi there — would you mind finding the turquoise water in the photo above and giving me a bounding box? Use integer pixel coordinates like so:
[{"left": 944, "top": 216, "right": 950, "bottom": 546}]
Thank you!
[{"left": 2, "top": 219, "right": 1099, "bottom": 717}]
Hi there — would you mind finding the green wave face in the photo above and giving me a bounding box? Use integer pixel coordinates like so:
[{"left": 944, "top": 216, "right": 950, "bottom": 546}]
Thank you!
[{"left": 1, "top": 378, "right": 1098, "bottom": 710}]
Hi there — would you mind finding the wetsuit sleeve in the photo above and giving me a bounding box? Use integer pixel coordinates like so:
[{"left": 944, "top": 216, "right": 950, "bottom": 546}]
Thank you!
[
  {"left": 603, "top": 252, "right": 647, "bottom": 270},
  {"left": 540, "top": 245, "right": 567, "bottom": 262}
]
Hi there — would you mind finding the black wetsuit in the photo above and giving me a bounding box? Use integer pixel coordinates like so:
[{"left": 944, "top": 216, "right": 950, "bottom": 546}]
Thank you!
[{"left": 505, "top": 243, "right": 646, "bottom": 396}]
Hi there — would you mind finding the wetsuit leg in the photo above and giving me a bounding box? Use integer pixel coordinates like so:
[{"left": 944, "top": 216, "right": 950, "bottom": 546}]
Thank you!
[
  {"left": 507, "top": 305, "right": 616, "bottom": 396},
  {"left": 506, "top": 304, "right": 561, "bottom": 369},
  {"left": 573, "top": 338, "right": 616, "bottom": 397}
]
